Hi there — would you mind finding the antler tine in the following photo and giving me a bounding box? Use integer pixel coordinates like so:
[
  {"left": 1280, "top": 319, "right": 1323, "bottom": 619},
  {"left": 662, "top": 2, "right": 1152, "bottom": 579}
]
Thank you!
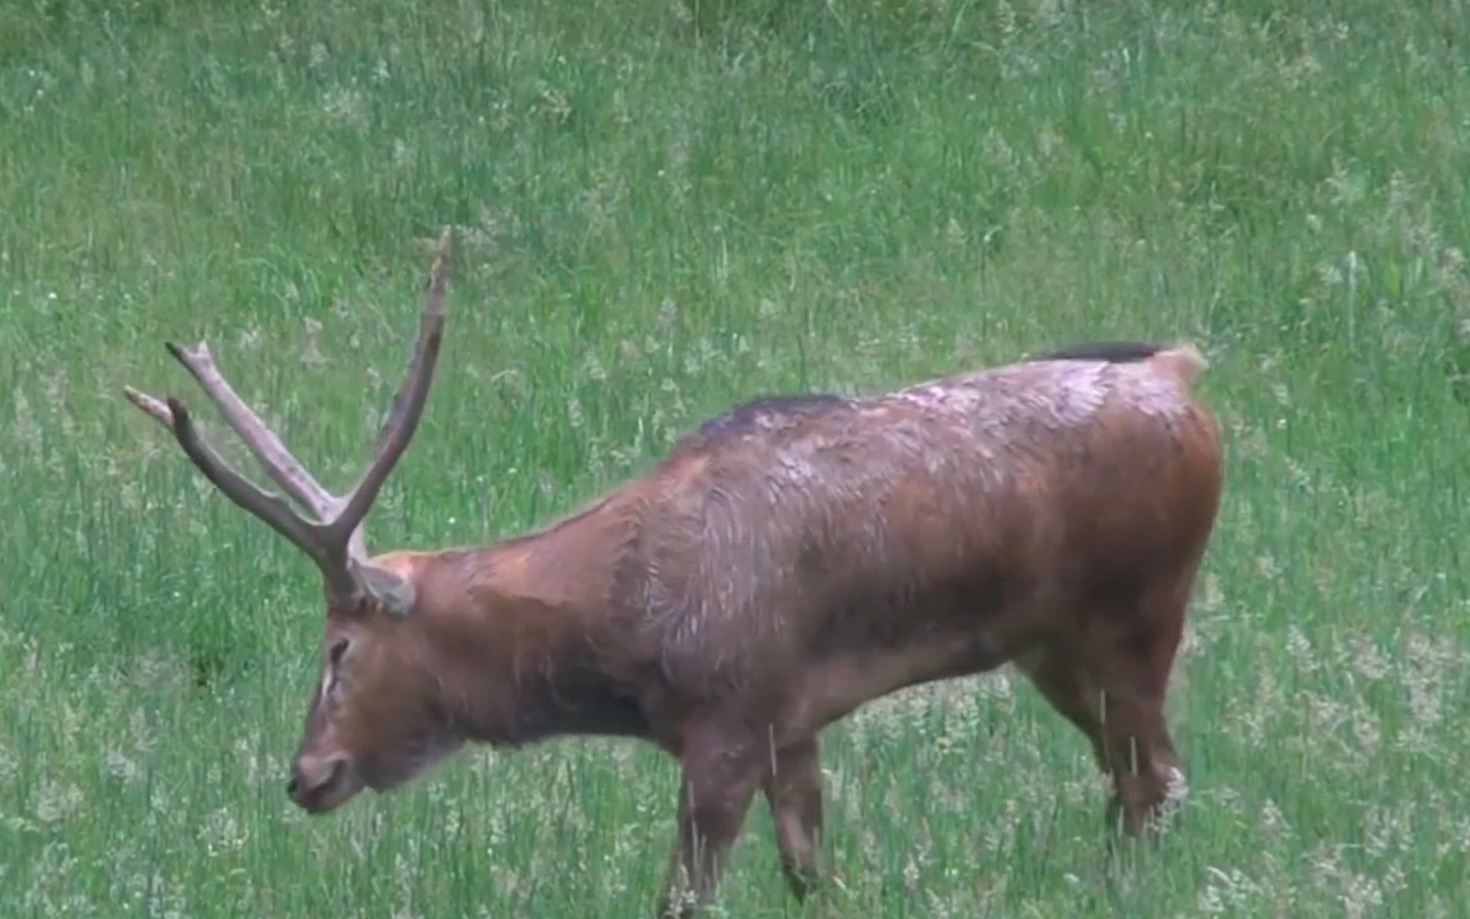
[
  {"left": 122, "top": 386, "right": 355, "bottom": 599},
  {"left": 161, "top": 341, "right": 339, "bottom": 519},
  {"left": 327, "top": 226, "right": 453, "bottom": 553},
  {"left": 126, "top": 229, "right": 452, "bottom": 609}
]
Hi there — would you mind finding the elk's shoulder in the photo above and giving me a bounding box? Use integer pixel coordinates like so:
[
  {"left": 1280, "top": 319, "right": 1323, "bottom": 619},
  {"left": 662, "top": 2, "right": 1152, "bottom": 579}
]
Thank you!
[
  {"left": 656, "top": 392, "right": 857, "bottom": 466},
  {"left": 692, "top": 393, "right": 855, "bottom": 441}
]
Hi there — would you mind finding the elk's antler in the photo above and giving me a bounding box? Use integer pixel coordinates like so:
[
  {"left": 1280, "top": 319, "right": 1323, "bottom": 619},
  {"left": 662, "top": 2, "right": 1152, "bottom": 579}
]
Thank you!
[{"left": 124, "top": 227, "right": 454, "bottom": 613}]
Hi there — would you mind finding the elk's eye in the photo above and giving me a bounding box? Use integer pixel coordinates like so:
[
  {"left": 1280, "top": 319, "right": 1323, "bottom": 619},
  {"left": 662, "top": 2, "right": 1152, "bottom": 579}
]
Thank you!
[{"left": 328, "top": 638, "right": 350, "bottom": 667}]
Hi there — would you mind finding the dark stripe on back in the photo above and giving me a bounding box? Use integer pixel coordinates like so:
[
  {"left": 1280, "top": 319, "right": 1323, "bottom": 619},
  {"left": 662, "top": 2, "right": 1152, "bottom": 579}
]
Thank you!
[{"left": 1029, "top": 340, "right": 1167, "bottom": 364}]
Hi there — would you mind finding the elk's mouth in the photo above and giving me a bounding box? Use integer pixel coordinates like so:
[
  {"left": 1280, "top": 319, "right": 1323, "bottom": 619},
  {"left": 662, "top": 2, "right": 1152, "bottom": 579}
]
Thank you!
[
  {"left": 359, "top": 731, "right": 466, "bottom": 793},
  {"left": 287, "top": 757, "right": 364, "bottom": 814}
]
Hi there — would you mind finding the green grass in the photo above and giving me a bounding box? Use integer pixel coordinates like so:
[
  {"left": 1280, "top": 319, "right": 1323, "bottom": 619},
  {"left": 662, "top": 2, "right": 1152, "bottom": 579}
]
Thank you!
[{"left": 3, "top": 0, "right": 1469, "bottom": 915}]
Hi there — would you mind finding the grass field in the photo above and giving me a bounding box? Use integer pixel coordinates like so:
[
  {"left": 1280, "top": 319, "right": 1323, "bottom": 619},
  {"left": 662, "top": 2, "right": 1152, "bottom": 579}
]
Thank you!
[{"left": 3, "top": 0, "right": 1469, "bottom": 915}]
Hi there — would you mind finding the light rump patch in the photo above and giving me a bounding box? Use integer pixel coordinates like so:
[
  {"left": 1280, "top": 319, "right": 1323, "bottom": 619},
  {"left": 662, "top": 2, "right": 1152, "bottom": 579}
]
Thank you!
[{"left": 123, "top": 232, "right": 1224, "bottom": 919}]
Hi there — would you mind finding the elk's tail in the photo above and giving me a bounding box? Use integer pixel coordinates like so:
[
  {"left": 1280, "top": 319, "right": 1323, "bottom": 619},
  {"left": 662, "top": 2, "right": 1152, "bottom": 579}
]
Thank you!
[
  {"left": 1147, "top": 344, "right": 1209, "bottom": 387},
  {"left": 1029, "top": 339, "right": 1210, "bottom": 388}
]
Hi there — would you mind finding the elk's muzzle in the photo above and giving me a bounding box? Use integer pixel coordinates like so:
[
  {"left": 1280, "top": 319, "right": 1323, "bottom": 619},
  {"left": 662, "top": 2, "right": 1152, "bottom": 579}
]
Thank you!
[{"left": 287, "top": 753, "right": 362, "bottom": 813}]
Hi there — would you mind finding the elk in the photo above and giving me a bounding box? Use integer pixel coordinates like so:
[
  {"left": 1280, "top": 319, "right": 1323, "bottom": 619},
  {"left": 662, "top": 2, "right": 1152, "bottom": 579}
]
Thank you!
[{"left": 124, "top": 228, "right": 1224, "bottom": 917}]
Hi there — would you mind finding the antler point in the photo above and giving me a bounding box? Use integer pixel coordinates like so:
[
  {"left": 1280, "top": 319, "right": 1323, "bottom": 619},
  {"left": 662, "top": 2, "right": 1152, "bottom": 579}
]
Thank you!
[{"left": 165, "top": 340, "right": 211, "bottom": 364}]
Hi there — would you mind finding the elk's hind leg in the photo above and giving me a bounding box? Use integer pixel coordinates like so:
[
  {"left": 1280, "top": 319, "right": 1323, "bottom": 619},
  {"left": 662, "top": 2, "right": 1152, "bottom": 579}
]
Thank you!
[
  {"left": 1089, "top": 594, "right": 1190, "bottom": 840},
  {"left": 761, "top": 734, "right": 825, "bottom": 901},
  {"left": 1019, "top": 605, "right": 1188, "bottom": 841},
  {"left": 1016, "top": 646, "right": 1108, "bottom": 774}
]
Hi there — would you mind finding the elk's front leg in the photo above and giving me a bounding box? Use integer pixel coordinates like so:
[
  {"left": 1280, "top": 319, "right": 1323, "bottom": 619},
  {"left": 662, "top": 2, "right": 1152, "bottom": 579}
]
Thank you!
[
  {"left": 655, "top": 729, "right": 762, "bottom": 919},
  {"left": 761, "top": 734, "right": 825, "bottom": 901}
]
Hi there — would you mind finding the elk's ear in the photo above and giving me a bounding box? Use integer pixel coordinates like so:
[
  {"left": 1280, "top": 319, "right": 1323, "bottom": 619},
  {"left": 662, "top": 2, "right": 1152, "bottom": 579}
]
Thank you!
[{"left": 352, "top": 560, "right": 417, "bottom": 617}]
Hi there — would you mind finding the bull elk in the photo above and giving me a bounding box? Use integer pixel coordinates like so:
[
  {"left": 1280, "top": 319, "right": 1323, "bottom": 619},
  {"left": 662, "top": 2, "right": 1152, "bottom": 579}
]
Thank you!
[{"left": 124, "top": 228, "right": 1223, "bottom": 917}]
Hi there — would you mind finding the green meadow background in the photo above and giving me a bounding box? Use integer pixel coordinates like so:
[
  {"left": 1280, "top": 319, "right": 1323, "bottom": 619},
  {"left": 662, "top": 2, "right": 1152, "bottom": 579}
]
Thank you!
[{"left": 2, "top": 0, "right": 1468, "bottom": 915}]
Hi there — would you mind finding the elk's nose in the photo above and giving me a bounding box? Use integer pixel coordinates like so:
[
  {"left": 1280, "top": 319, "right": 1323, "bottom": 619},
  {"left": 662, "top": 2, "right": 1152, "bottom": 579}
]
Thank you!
[{"left": 287, "top": 755, "right": 349, "bottom": 808}]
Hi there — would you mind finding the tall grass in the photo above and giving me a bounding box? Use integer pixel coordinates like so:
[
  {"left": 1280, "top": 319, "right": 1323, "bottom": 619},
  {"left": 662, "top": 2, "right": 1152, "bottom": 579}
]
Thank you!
[{"left": 2, "top": 0, "right": 1468, "bottom": 915}]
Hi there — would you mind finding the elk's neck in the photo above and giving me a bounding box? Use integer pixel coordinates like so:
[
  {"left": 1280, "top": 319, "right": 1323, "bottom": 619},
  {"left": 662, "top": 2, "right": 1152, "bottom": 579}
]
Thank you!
[{"left": 399, "top": 504, "right": 652, "bottom": 750}]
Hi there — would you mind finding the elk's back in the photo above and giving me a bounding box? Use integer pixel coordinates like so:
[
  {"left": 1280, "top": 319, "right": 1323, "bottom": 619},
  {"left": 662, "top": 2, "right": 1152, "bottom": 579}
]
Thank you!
[{"left": 623, "top": 355, "right": 1222, "bottom": 713}]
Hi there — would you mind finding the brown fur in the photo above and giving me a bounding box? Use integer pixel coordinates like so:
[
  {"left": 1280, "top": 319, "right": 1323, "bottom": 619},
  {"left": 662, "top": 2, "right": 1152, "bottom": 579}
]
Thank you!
[
  {"left": 285, "top": 344, "right": 1222, "bottom": 917},
  {"left": 129, "top": 244, "right": 1223, "bottom": 917}
]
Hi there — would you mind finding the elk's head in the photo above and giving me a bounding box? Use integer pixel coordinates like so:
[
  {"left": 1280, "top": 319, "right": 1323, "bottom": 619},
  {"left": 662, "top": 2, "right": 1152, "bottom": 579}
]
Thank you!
[{"left": 124, "top": 229, "right": 458, "bottom": 814}]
